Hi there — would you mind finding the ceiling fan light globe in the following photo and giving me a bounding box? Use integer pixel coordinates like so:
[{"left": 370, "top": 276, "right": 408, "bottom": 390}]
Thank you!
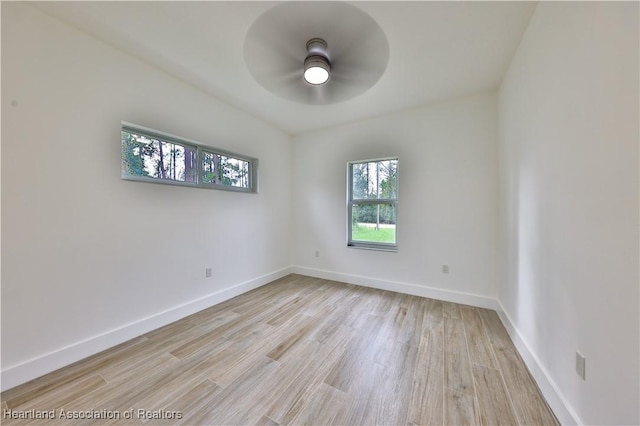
[
  {"left": 304, "top": 66, "right": 330, "bottom": 85},
  {"left": 303, "top": 54, "right": 330, "bottom": 85}
]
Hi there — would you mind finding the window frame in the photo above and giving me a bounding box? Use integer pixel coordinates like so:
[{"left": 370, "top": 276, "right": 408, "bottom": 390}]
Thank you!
[
  {"left": 347, "top": 157, "right": 398, "bottom": 251},
  {"left": 199, "top": 148, "right": 254, "bottom": 191},
  {"left": 121, "top": 122, "right": 258, "bottom": 193}
]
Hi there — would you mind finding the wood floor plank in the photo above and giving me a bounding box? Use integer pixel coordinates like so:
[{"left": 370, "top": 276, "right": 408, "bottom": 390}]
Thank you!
[
  {"left": 84, "top": 351, "right": 233, "bottom": 416},
  {"left": 424, "top": 298, "right": 444, "bottom": 327},
  {"left": 212, "top": 346, "right": 275, "bottom": 389},
  {"left": 130, "top": 354, "right": 225, "bottom": 414},
  {"left": 478, "top": 309, "right": 558, "bottom": 425},
  {"left": 167, "top": 315, "right": 244, "bottom": 359},
  {"left": 372, "top": 341, "right": 418, "bottom": 425},
  {"left": 100, "top": 352, "right": 179, "bottom": 385},
  {"left": 443, "top": 301, "right": 462, "bottom": 319},
  {"left": 2, "top": 336, "right": 147, "bottom": 410},
  {"left": 369, "top": 289, "right": 398, "bottom": 317},
  {"left": 265, "top": 314, "right": 317, "bottom": 361},
  {"left": 398, "top": 295, "right": 426, "bottom": 347},
  {"left": 142, "top": 304, "right": 241, "bottom": 342},
  {"left": 260, "top": 339, "right": 326, "bottom": 423},
  {"left": 163, "top": 378, "right": 222, "bottom": 425},
  {"left": 492, "top": 347, "right": 559, "bottom": 426},
  {"left": 255, "top": 415, "right": 279, "bottom": 426},
  {"left": 309, "top": 302, "right": 354, "bottom": 344},
  {"left": 227, "top": 277, "right": 304, "bottom": 316},
  {"left": 283, "top": 382, "right": 346, "bottom": 425},
  {"left": 264, "top": 297, "right": 304, "bottom": 326},
  {"left": 131, "top": 313, "right": 238, "bottom": 360},
  {"left": 298, "top": 282, "right": 346, "bottom": 317},
  {"left": 190, "top": 357, "right": 280, "bottom": 425},
  {"left": 309, "top": 312, "right": 346, "bottom": 343},
  {"left": 371, "top": 305, "right": 407, "bottom": 366},
  {"left": 473, "top": 365, "right": 518, "bottom": 425},
  {"left": 330, "top": 359, "right": 386, "bottom": 426},
  {"left": 1, "top": 275, "right": 557, "bottom": 426},
  {"left": 461, "top": 306, "right": 497, "bottom": 369},
  {"left": 265, "top": 326, "right": 353, "bottom": 423},
  {"left": 323, "top": 314, "right": 385, "bottom": 392},
  {"left": 9, "top": 374, "right": 106, "bottom": 412},
  {"left": 409, "top": 321, "right": 444, "bottom": 426},
  {"left": 303, "top": 282, "right": 358, "bottom": 318},
  {"left": 478, "top": 308, "right": 512, "bottom": 350},
  {"left": 169, "top": 311, "right": 272, "bottom": 360},
  {"left": 444, "top": 317, "right": 480, "bottom": 425}
]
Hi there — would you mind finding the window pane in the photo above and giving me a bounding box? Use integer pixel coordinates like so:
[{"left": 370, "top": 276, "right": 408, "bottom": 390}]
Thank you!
[
  {"left": 351, "top": 203, "right": 396, "bottom": 244},
  {"left": 121, "top": 130, "right": 196, "bottom": 182},
  {"left": 202, "top": 151, "right": 250, "bottom": 188},
  {"left": 351, "top": 159, "right": 398, "bottom": 200}
]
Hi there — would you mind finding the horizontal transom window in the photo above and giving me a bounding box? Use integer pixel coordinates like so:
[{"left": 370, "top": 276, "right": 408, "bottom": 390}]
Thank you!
[{"left": 121, "top": 123, "right": 257, "bottom": 193}]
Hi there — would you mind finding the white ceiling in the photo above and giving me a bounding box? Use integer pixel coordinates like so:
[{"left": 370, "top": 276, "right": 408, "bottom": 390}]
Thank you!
[{"left": 33, "top": 1, "right": 537, "bottom": 135}]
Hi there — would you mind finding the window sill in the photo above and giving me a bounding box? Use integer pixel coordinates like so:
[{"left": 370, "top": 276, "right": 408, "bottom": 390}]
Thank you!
[{"left": 347, "top": 244, "right": 397, "bottom": 253}]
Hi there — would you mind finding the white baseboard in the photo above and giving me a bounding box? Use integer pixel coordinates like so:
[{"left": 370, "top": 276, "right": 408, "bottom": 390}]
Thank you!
[
  {"left": 496, "top": 300, "right": 582, "bottom": 425},
  {"left": 1, "top": 267, "right": 292, "bottom": 392},
  {"left": 290, "top": 265, "right": 499, "bottom": 310}
]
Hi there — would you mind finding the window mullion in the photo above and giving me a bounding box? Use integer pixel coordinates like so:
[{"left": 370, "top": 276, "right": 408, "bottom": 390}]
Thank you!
[{"left": 196, "top": 146, "right": 203, "bottom": 185}]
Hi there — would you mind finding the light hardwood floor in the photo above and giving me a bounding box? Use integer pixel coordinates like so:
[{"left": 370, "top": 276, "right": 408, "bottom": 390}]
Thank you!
[{"left": 1, "top": 274, "right": 558, "bottom": 425}]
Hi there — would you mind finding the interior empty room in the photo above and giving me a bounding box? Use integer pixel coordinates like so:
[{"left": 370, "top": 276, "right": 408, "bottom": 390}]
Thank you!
[{"left": 1, "top": 1, "right": 638, "bottom": 425}]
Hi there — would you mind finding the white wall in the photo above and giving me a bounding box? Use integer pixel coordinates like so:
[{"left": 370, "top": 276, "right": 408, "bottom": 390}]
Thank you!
[
  {"left": 1, "top": 3, "right": 292, "bottom": 389},
  {"left": 292, "top": 93, "right": 499, "bottom": 306},
  {"left": 498, "top": 2, "right": 639, "bottom": 424}
]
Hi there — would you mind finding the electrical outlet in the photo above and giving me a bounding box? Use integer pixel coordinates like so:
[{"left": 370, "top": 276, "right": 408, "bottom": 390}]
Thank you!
[
  {"left": 442, "top": 265, "right": 449, "bottom": 274},
  {"left": 575, "top": 352, "right": 586, "bottom": 380},
  {"left": 205, "top": 268, "right": 212, "bottom": 278},
  {"left": 315, "top": 250, "right": 320, "bottom": 258}
]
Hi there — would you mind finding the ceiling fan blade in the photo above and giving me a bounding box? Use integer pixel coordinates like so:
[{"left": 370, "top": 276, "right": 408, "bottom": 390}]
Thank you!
[{"left": 244, "top": 2, "right": 389, "bottom": 105}]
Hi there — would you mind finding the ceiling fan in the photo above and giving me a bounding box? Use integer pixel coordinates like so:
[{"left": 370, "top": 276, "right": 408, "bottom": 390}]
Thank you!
[{"left": 244, "top": 2, "right": 389, "bottom": 105}]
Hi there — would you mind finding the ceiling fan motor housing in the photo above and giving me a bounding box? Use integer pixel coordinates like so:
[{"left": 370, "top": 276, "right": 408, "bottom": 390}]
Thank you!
[
  {"left": 304, "top": 55, "right": 330, "bottom": 72},
  {"left": 306, "top": 38, "right": 329, "bottom": 59}
]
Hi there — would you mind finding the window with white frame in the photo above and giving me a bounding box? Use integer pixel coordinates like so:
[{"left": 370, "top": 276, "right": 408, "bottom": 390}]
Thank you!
[
  {"left": 121, "top": 123, "right": 257, "bottom": 193},
  {"left": 347, "top": 157, "right": 398, "bottom": 250}
]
